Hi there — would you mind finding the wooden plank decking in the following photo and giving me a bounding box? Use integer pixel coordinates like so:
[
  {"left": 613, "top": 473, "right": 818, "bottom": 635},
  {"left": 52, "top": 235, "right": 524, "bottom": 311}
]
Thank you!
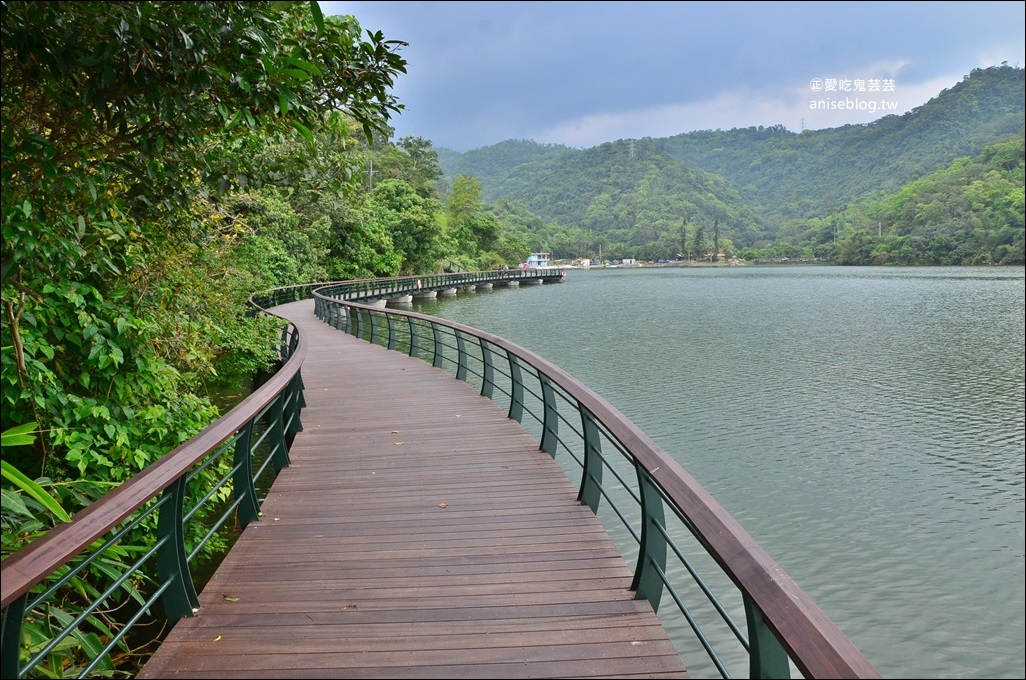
[{"left": 137, "top": 300, "right": 688, "bottom": 679}]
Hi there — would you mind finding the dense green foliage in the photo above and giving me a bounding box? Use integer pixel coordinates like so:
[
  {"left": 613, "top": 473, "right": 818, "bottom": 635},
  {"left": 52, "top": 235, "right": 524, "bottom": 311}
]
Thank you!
[
  {"left": 742, "top": 136, "right": 1025, "bottom": 265},
  {"left": 1, "top": 0, "right": 407, "bottom": 483},
  {"left": 438, "top": 65, "right": 1025, "bottom": 265}
]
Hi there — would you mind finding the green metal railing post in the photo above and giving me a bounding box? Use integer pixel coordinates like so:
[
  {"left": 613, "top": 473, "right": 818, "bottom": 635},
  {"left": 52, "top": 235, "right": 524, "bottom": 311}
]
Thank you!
[
  {"left": 387, "top": 314, "right": 398, "bottom": 351},
  {"left": 480, "top": 338, "right": 496, "bottom": 399},
  {"left": 232, "top": 421, "right": 261, "bottom": 528},
  {"left": 578, "top": 406, "right": 604, "bottom": 512},
  {"left": 508, "top": 354, "right": 525, "bottom": 423},
  {"left": 156, "top": 478, "right": 199, "bottom": 623},
  {"left": 286, "top": 372, "right": 305, "bottom": 446},
  {"left": 455, "top": 330, "right": 468, "bottom": 382},
  {"left": 1, "top": 594, "right": 27, "bottom": 679},
  {"left": 539, "top": 373, "right": 558, "bottom": 457},
  {"left": 355, "top": 307, "right": 365, "bottom": 339},
  {"left": 268, "top": 393, "right": 290, "bottom": 472},
  {"left": 408, "top": 315, "right": 419, "bottom": 358},
  {"left": 369, "top": 310, "right": 379, "bottom": 344},
  {"left": 631, "top": 466, "right": 666, "bottom": 611},
  {"left": 432, "top": 322, "right": 444, "bottom": 368},
  {"left": 744, "top": 595, "right": 791, "bottom": 679}
]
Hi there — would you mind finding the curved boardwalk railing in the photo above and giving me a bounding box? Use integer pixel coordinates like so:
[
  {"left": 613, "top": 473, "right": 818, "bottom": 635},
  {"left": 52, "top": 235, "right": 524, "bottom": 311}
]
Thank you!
[
  {"left": 0, "top": 317, "right": 306, "bottom": 679},
  {"left": 1, "top": 270, "right": 880, "bottom": 679}
]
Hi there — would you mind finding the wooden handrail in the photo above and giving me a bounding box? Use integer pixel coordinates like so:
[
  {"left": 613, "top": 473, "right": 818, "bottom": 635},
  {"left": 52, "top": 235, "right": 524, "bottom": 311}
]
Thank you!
[{"left": 1, "top": 329, "right": 306, "bottom": 611}]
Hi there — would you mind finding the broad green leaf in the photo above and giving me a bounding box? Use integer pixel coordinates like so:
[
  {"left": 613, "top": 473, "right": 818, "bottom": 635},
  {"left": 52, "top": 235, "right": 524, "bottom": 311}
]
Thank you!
[
  {"left": 309, "top": 0, "right": 324, "bottom": 32},
  {"left": 1, "top": 421, "right": 38, "bottom": 447},
  {"left": 292, "top": 120, "right": 313, "bottom": 142},
  {"left": 0, "top": 488, "right": 32, "bottom": 518},
  {"left": 281, "top": 55, "right": 323, "bottom": 76},
  {"left": 0, "top": 459, "right": 72, "bottom": 523}
]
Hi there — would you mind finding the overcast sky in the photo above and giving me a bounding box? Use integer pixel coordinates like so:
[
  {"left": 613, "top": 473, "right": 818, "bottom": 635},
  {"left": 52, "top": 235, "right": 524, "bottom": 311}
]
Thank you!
[{"left": 321, "top": 1, "right": 1025, "bottom": 152}]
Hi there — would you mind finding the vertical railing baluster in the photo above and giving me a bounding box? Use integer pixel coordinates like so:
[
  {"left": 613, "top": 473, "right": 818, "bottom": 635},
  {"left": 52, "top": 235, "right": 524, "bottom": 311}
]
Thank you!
[
  {"left": 408, "top": 315, "right": 419, "bottom": 358},
  {"left": 355, "top": 307, "right": 365, "bottom": 339},
  {"left": 578, "top": 406, "right": 604, "bottom": 512},
  {"left": 387, "top": 313, "right": 398, "bottom": 351},
  {"left": 508, "top": 353, "right": 524, "bottom": 423},
  {"left": 480, "top": 338, "right": 495, "bottom": 398},
  {"left": 744, "top": 596, "right": 791, "bottom": 679},
  {"left": 631, "top": 466, "right": 666, "bottom": 612},
  {"left": 286, "top": 372, "right": 305, "bottom": 446},
  {"left": 369, "top": 309, "right": 378, "bottom": 345},
  {"left": 156, "top": 478, "right": 199, "bottom": 624},
  {"left": 432, "top": 322, "right": 444, "bottom": 368},
  {"left": 455, "top": 329, "right": 468, "bottom": 382},
  {"left": 1, "top": 594, "right": 27, "bottom": 679},
  {"left": 268, "top": 392, "right": 290, "bottom": 472},
  {"left": 232, "top": 421, "right": 260, "bottom": 529},
  {"left": 539, "top": 373, "right": 558, "bottom": 457}
]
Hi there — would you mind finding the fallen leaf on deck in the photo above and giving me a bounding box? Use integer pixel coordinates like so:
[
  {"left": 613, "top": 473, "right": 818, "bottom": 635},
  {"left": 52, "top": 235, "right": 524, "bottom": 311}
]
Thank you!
[
  {"left": 438, "top": 502, "right": 448, "bottom": 508},
  {"left": 222, "top": 595, "right": 239, "bottom": 602},
  {"left": 213, "top": 635, "right": 222, "bottom": 642},
  {"left": 394, "top": 441, "right": 404, "bottom": 445}
]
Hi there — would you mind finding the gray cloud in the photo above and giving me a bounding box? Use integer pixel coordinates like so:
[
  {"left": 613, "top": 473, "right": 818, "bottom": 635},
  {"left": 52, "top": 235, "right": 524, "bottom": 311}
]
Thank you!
[{"left": 324, "top": 1, "right": 1025, "bottom": 150}]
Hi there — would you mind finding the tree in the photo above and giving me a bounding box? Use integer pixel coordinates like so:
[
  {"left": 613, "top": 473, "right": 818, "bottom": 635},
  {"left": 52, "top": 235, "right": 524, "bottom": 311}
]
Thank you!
[
  {"left": 371, "top": 180, "right": 446, "bottom": 274},
  {"left": 3, "top": 3, "right": 409, "bottom": 671},
  {"left": 2, "top": 0, "right": 407, "bottom": 491},
  {"left": 691, "top": 225, "right": 707, "bottom": 260}
]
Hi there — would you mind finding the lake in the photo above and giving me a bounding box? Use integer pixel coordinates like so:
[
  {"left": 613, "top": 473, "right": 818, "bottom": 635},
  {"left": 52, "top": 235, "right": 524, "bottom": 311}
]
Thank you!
[{"left": 411, "top": 265, "right": 1025, "bottom": 680}]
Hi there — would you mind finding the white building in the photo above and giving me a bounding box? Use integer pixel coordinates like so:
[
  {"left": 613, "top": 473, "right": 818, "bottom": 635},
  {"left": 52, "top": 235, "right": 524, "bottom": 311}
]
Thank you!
[{"left": 525, "top": 252, "right": 551, "bottom": 268}]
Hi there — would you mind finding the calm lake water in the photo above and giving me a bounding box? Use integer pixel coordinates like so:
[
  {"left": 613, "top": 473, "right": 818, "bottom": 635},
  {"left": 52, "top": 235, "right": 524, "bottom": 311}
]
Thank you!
[{"left": 412, "top": 265, "right": 1025, "bottom": 680}]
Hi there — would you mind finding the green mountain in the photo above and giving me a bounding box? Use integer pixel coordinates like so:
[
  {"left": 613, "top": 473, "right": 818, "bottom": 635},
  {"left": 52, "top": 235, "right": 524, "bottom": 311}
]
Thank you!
[
  {"left": 654, "top": 65, "right": 1025, "bottom": 223},
  {"left": 781, "top": 135, "right": 1025, "bottom": 265},
  {"left": 437, "top": 65, "right": 1025, "bottom": 251}
]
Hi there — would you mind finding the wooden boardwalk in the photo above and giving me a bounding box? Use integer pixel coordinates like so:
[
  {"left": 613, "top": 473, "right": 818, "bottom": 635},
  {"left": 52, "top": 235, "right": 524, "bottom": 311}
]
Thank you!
[{"left": 138, "top": 300, "right": 688, "bottom": 679}]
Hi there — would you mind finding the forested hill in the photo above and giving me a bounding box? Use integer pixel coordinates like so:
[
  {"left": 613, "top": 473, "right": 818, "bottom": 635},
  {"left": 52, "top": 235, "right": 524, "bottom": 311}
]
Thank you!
[
  {"left": 500, "top": 139, "right": 766, "bottom": 247},
  {"left": 655, "top": 65, "right": 1025, "bottom": 223},
  {"left": 438, "top": 65, "right": 1025, "bottom": 234},
  {"left": 436, "top": 139, "right": 575, "bottom": 190}
]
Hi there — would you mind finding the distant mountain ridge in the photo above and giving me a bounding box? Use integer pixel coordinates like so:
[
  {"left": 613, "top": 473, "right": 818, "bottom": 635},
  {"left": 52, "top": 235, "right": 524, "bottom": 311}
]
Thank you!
[{"left": 437, "top": 65, "right": 1025, "bottom": 242}]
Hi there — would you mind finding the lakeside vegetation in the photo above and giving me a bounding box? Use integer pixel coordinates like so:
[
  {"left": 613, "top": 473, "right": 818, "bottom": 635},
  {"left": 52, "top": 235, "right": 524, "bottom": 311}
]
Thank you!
[{"left": 1, "top": 2, "right": 1022, "bottom": 675}]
